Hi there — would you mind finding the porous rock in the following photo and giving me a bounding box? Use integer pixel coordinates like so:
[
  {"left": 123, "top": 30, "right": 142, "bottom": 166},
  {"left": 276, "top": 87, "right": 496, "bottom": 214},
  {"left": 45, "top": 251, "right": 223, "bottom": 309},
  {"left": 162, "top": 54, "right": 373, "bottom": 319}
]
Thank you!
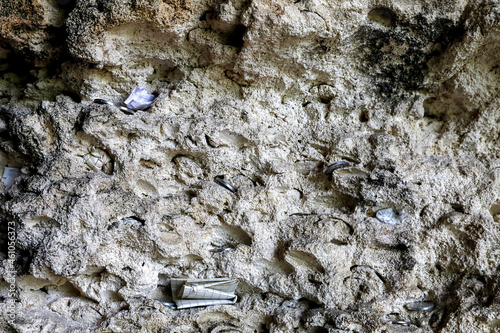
[{"left": 0, "top": 0, "right": 499, "bottom": 332}]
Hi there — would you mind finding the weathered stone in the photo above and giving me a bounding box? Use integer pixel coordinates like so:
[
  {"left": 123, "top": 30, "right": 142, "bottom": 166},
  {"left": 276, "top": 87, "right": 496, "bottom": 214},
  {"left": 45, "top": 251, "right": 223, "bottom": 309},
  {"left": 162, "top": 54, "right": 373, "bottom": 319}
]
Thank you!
[{"left": 0, "top": 0, "right": 499, "bottom": 332}]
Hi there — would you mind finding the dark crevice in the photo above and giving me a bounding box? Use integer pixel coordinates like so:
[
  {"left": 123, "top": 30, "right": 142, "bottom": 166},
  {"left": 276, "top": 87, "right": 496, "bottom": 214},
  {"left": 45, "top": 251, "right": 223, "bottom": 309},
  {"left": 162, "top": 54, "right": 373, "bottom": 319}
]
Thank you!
[
  {"left": 226, "top": 24, "right": 246, "bottom": 48},
  {"left": 56, "top": 0, "right": 77, "bottom": 11},
  {"left": 199, "top": 10, "right": 216, "bottom": 21},
  {"left": 359, "top": 109, "right": 369, "bottom": 122},
  {"left": 15, "top": 247, "right": 34, "bottom": 276},
  {"left": 0, "top": 1, "right": 82, "bottom": 103},
  {"left": 367, "top": 7, "right": 397, "bottom": 27},
  {"left": 337, "top": 193, "right": 358, "bottom": 214},
  {"left": 451, "top": 203, "right": 465, "bottom": 213}
]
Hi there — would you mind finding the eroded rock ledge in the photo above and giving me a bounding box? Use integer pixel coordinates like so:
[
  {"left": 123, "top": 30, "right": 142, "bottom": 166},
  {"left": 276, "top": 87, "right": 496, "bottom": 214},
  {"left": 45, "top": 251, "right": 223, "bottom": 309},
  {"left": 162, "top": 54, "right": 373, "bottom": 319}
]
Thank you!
[{"left": 0, "top": 0, "right": 499, "bottom": 332}]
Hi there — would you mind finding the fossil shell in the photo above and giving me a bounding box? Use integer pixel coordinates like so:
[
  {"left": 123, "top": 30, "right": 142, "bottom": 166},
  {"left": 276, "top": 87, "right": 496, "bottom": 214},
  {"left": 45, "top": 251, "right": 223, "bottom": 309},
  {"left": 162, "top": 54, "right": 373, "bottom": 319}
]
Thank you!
[
  {"left": 376, "top": 208, "right": 407, "bottom": 225},
  {"left": 84, "top": 147, "right": 113, "bottom": 174},
  {"left": 405, "top": 301, "right": 435, "bottom": 311},
  {"left": 83, "top": 153, "right": 104, "bottom": 171},
  {"left": 324, "top": 161, "right": 350, "bottom": 175}
]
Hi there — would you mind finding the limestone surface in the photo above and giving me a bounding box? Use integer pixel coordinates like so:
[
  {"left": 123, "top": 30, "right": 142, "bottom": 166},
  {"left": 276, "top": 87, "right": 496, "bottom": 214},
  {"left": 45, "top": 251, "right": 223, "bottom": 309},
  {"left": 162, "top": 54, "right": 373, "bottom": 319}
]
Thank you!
[{"left": 0, "top": 0, "right": 499, "bottom": 332}]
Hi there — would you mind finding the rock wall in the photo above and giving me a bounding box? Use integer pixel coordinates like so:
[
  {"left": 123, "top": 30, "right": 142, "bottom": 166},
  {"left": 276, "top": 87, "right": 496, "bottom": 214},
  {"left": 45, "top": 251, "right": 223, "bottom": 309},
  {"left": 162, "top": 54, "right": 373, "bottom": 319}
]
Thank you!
[{"left": 0, "top": 0, "right": 499, "bottom": 332}]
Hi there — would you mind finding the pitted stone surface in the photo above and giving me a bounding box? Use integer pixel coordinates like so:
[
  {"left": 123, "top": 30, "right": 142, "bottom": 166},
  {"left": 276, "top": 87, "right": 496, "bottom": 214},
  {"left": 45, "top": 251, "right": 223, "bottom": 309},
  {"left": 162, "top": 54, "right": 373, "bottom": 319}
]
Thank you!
[{"left": 0, "top": 0, "right": 499, "bottom": 332}]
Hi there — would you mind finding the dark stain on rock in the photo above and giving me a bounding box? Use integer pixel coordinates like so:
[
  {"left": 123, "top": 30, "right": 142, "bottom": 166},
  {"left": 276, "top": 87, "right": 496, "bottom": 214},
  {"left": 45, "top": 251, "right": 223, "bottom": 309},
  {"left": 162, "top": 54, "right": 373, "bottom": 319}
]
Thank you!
[
  {"left": 365, "top": 176, "right": 385, "bottom": 187},
  {"left": 365, "top": 169, "right": 403, "bottom": 188},
  {"left": 0, "top": 0, "right": 44, "bottom": 23},
  {"left": 15, "top": 248, "right": 34, "bottom": 276},
  {"left": 355, "top": 12, "right": 464, "bottom": 99},
  {"left": 399, "top": 253, "right": 416, "bottom": 270}
]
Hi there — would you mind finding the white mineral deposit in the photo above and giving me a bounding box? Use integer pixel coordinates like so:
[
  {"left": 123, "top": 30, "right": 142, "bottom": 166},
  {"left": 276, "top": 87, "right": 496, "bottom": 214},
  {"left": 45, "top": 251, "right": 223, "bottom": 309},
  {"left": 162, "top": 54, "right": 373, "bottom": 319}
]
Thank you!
[{"left": 0, "top": 0, "right": 499, "bottom": 332}]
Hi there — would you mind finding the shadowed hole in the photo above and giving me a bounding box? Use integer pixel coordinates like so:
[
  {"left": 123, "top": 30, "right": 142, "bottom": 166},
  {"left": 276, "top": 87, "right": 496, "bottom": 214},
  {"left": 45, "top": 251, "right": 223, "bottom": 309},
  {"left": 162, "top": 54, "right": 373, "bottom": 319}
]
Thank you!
[
  {"left": 211, "top": 224, "right": 252, "bottom": 246},
  {"left": 367, "top": 7, "right": 397, "bottom": 27},
  {"left": 227, "top": 24, "right": 246, "bottom": 48},
  {"left": 285, "top": 250, "right": 325, "bottom": 274},
  {"left": 489, "top": 204, "right": 500, "bottom": 220},
  {"left": 360, "top": 109, "right": 370, "bottom": 122}
]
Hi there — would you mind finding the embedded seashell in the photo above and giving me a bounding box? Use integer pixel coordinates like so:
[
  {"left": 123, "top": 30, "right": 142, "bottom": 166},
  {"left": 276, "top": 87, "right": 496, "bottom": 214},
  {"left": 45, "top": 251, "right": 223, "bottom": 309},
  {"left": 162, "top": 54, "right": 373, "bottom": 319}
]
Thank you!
[
  {"left": 324, "top": 161, "right": 350, "bottom": 175},
  {"left": 376, "top": 208, "right": 407, "bottom": 225},
  {"left": 214, "top": 175, "right": 237, "bottom": 193},
  {"left": 83, "top": 147, "right": 113, "bottom": 174},
  {"left": 83, "top": 153, "right": 103, "bottom": 171},
  {"left": 405, "top": 301, "right": 435, "bottom": 311}
]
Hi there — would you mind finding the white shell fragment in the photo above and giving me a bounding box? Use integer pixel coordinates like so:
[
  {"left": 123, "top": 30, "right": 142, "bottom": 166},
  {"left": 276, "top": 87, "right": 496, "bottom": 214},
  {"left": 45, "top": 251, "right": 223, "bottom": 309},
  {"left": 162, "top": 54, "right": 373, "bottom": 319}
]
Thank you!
[
  {"left": 83, "top": 147, "right": 113, "bottom": 174},
  {"left": 124, "top": 87, "right": 156, "bottom": 110},
  {"left": 210, "top": 247, "right": 234, "bottom": 253},
  {"left": 376, "top": 208, "right": 407, "bottom": 225},
  {"left": 2, "top": 167, "right": 20, "bottom": 189},
  {"left": 170, "top": 278, "right": 238, "bottom": 309},
  {"left": 405, "top": 301, "right": 435, "bottom": 311}
]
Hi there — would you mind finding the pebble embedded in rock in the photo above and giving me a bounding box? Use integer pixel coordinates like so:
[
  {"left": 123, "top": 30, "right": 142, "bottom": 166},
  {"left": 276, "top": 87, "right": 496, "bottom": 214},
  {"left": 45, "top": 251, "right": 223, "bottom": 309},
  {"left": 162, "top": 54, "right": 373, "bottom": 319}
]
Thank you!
[{"left": 376, "top": 208, "right": 407, "bottom": 225}]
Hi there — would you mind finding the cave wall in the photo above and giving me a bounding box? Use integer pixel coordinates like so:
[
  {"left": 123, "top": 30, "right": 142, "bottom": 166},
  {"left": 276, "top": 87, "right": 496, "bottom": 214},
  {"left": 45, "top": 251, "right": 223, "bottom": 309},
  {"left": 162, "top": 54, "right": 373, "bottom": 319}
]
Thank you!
[{"left": 0, "top": 0, "right": 499, "bottom": 332}]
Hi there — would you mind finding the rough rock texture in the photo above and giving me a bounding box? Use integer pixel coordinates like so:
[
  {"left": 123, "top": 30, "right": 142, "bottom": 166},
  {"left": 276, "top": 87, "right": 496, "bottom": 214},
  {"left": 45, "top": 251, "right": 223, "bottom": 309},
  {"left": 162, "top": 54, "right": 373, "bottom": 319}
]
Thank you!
[{"left": 0, "top": 0, "right": 499, "bottom": 332}]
